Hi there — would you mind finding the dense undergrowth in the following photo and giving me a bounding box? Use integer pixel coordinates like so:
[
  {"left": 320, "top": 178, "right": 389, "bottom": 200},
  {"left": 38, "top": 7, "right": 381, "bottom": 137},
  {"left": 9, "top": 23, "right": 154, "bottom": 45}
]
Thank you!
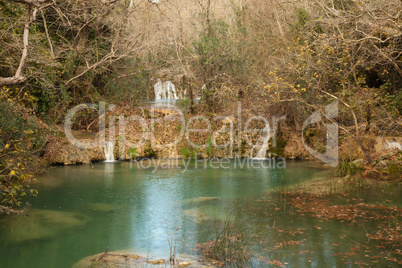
[{"left": 0, "top": 99, "right": 46, "bottom": 213}]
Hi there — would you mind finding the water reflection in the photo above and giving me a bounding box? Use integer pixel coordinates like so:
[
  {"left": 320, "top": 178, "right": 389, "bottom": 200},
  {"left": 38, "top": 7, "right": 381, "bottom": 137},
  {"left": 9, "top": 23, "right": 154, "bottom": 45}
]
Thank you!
[
  {"left": 103, "top": 162, "right": 114, "bottom": 188},
  {"left": 0, "top": 160, "right": 398, "bottom": 267}
]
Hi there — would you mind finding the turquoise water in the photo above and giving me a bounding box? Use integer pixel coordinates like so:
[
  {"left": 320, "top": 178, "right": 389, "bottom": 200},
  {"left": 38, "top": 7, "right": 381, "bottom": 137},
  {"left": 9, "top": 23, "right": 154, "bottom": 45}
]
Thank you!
[{"left": 0, "top": 160, "right": 399, "bottom": 267}]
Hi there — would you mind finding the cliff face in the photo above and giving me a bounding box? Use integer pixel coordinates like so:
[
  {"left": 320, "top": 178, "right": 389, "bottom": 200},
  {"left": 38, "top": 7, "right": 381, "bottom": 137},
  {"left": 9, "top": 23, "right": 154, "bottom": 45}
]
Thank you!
[
  {"left": 44, "top": 106, "right": 401, "bottom": 175},
  {"left": 43, "top": 137, "right": 105, "bottom": 165},
  {"left": 45, "top": 106, "right": 310, "bottom": 163}
]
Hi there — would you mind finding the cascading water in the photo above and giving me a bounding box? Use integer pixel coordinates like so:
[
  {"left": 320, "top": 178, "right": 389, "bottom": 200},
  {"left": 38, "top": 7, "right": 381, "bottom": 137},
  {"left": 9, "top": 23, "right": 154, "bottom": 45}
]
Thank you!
[
  {"left": 386, "top": 139, "right": 401, "bottom": 150},
  {"left": 104, "top": 141, "right": 115, "bottom": 162},
  {"left": 154, "top": 79, "right": 164, "bottom": 99},
  {"left": 154, "top": 79, "right": 179, "bottom": 99},
  {"left": 251, "top": 125, "right": 271, "bottom": 159},
  {"left": 165, "top": 81, "right": 178, "bottom": 99}
]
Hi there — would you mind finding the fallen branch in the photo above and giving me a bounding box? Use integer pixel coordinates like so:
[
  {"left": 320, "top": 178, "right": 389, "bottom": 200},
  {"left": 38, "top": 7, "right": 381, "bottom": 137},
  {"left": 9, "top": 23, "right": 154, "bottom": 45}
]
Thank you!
[{"left": 97, "top": 246, "right": 109, "bottom": 261}]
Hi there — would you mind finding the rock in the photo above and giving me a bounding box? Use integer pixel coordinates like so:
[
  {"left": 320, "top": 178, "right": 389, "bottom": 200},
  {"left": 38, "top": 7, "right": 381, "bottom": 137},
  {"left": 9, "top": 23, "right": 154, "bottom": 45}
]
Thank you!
[
  {"left": 86, "top": 203, "right": 116, "bottom": 212},
  {"left": 352, "top": 158, "right": 364, "bottom": 167},
  {"left": 366, "top": 170, "right": 382, "bottom": 179},
  {"left": 72, "top": 251, "right": 145, "bottom": 268},
  {"left": 73, "top": 251, "right": 208, "bottom": 268},
  {"left": 182, "top": 197, "right": 220, "bottom": 205},
  {"left": 375, "top": 160, "right": 388, "bottom": 169},
  {"left": 178, "top": 262, "right": 191, "bottom": 267},
  {"left": 283, "top": 134, "right": 311, "bottom": 159},
  {"left": 183, "top": 209, "right": 210, "bottom": 224},
  {"left": 147, "top": 259, "right": 165, "bottom": 264},
  {"left": 0, "top": 209, "right": 89, "bottom": 244},
  {"left": 43, "top": 137, "right": 105, "bottom": 165},
  {"left": 284, "top": 177, "right": 346, "bottom": 195},
  {"left": 340, "top": 135, "right": 376, "bottom": 161},
  {"left": 374, "top": 136, "right": 402, "bottom": 153}
]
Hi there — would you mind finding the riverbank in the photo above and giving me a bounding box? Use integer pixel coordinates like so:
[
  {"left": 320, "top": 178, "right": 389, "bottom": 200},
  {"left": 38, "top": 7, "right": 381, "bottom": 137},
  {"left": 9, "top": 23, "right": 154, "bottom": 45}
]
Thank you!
[
  {"left": 42, "top": 103, "right": 401, "bottom": 182},
  {"left": 1, "top": 100, "right": 400, "bottom": 215}
]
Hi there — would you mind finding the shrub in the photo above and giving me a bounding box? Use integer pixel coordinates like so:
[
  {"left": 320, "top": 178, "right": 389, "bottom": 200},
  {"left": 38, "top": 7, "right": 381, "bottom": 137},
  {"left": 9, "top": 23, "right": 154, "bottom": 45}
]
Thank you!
[
  {"left": 128, "top": 146, "right": 137, "bottom": 159},
  {"left": 143, "top": 142, "right": 157, "bottom": 158},
  {"left": 179, "top": 145, "right": 191, "bottom": 159},
  {"left": 196, "top": 210, "right": 253, "bottom": 267},
  {"left": 337, "top": 161, "right": 365, "bottom": 177},
  {"left": 0, "top": 101, "right": 44, "bottom": 212}
]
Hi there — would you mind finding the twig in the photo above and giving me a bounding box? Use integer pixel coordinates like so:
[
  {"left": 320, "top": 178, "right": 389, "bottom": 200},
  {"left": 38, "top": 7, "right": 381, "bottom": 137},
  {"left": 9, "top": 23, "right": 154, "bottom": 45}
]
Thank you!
[
  {"left": 40, "top": 10, "right": 54, "bottom": 58},
  {"left": 97, "top": 246, "right": 109, "bottom": 260}
]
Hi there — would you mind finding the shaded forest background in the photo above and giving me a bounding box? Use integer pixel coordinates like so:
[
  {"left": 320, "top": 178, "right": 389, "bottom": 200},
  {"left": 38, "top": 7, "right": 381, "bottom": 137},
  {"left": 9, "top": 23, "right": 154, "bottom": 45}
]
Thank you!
[{"left": 0, "top": 0, "right": 401, "bottom": 211}]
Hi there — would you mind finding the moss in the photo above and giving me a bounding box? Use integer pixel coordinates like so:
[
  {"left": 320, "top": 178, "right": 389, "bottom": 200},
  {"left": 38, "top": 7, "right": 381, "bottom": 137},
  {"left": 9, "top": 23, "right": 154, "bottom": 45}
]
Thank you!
[
  {"left": 179, "top": 145, "right": 191, "bottom": 159},
  {"left": 128, "top": 146, "right": 137, "bottom": 159},
  {"left": 143, "top": 142, "right": 157, "bottom": 158},
  {"left": 337, "top": 161, "right": 365, "bottom": 177}
]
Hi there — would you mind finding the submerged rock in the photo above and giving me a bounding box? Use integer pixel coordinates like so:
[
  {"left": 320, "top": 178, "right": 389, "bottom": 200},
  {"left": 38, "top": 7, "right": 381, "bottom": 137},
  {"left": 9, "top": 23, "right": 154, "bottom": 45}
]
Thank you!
[
  {"left": 86, "top": 203, "right": 117, "bottom": 212},
  {"left": 0, "top": 209, "right": 89, "bottom": 244},
  {"left": 182, "top": 197, "right": 220, "bottom": 205},
  {"left": 183, "top": 208, "right": 210, "bottom": 224}
]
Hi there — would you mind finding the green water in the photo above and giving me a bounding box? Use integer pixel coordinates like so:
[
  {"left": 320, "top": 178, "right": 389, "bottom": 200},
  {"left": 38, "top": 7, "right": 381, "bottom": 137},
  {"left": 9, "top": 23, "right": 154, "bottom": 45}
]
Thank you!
[{"left": 0, "top": 160, "right": 399, "bottom": 267}]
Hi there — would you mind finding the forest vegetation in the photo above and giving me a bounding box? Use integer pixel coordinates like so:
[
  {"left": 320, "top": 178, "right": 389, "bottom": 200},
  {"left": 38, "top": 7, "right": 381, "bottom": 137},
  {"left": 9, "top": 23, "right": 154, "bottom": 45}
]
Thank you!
[{"left": 0, "top": 0, "right": 401, "bottom": 212}]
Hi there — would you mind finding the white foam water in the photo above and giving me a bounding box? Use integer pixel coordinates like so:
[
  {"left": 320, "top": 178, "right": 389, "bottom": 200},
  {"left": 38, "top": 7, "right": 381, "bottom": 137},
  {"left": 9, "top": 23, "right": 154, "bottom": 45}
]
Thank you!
[
  {"left": 154, "top": 79, "right": 179, "bottom": 100},
  {"left": 104, "top": 141, "right": 115, "bottom": 162},
  {"left": 250, "top": 125, "right": 271, "bottom": 159}
]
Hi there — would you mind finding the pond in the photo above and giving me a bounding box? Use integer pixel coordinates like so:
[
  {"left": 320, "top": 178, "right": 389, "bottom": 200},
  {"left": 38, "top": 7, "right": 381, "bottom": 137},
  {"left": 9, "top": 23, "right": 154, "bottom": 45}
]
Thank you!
[{"left": 0, "top": 160, "right": 400, "bottom": 267}]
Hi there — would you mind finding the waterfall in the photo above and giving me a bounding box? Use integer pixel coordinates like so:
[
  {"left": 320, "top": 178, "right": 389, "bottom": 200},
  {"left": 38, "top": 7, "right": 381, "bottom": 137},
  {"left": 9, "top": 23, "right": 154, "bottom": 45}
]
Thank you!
[
  {"left": 165, "top": 81, "right": 178, "bottom": 99},
  {"left": 104, "top": 141, "right": 115, "bottom": 162},
  {"left": 154, "top": 79, "right": 179, "bottom": 100},
  {"left": 386, "top": 139, "right": 401, "bottom": 150},
  {"left": 251, "top": 125, "right": 271, "bottom": 159},
  {"left": 154, "top": 79, "right": 165, "bottom": 99}
]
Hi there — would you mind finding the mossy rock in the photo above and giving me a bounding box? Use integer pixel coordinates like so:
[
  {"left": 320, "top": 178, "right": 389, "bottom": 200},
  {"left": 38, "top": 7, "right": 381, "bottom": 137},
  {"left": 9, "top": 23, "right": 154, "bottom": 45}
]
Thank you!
[
  {"left": 86, "top": 203, "right": 117, "bottom": 212},
  {"left": 183, "top": 208, "right": 211, "bottom": 224},
  {"left": 182, "top": 197, "right": 220, "bottom": 205},
  {"left": 73, "top": 250, "right": 207, "bottom": 268},
  {"left": 0, "top": 209, "right": 89, "bottom": 244}
]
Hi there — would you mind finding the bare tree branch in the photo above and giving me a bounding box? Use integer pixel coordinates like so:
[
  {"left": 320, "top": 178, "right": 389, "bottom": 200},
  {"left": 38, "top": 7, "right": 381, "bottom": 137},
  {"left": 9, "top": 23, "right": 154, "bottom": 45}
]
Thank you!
[
  {"left": 64, "top": 41, "right": 141, "bottom": 86},
  {"left": 0, "top": 76, "right": 28, "bottom": 86},
  {"left": 40, "top": 9, "right": 54, "bottom": 57},
  {"left": 16, "top": 4, "right": 32, "bottom": 78},
  {"left": 0, "top": 4, "right": 32, "bottom": 86},
  {"left": 297, "top": 97, "right": 372, "bottom": 164}
]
